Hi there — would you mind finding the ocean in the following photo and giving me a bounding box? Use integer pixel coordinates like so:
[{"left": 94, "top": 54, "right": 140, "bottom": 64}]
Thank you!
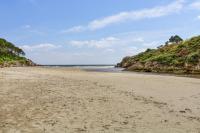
[{"left": 43, "top": 65, "right": 124, "bottom": 72}]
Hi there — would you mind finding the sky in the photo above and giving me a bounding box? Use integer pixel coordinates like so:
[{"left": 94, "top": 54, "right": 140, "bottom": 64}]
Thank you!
[{"left": 0, "top": 0, "right": 200, "bottom": 65}]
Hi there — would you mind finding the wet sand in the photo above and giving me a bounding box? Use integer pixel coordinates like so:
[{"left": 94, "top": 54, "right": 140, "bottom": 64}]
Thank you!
[{"left": 0, "top": 67, "right": 200, "bottom": 133}]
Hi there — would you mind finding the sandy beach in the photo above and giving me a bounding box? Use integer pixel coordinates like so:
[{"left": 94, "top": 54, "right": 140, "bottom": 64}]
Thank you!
[{"left": 0, "top": 67, "right": 200, "bottom": 133}]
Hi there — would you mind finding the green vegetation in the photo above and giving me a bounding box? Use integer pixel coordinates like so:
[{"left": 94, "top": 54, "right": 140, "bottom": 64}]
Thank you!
[
  {"left": 165, "top": 35, "right": 183, "bottom": 45},
  {"left": 0, "top": 38, "right": 35, "bottom": 67},
  {"left": 117, "top": 35, "right": 200, "bottom": 74}
]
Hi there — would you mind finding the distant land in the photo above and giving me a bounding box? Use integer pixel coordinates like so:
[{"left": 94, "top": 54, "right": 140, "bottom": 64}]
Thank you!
[
  {"left": 0, "top": 38, "right": 35, "bottom": 67},
  {"left": 117, "top": 35, "right": 200, "bottom": 74}
]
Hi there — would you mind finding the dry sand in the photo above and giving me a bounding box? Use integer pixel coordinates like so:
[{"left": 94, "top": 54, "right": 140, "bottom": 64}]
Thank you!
[{"left": 0, "top": 67, "right": 200, "bottom": 133}]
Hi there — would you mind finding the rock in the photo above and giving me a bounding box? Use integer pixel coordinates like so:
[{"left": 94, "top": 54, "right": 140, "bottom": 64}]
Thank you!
[{"left": 117, "top": 35, "right": 200, "bottom": 74}]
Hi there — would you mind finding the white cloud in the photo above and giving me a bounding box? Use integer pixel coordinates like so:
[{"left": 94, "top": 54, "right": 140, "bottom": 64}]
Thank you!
[
  {"left": 69, "top": 36, "right": 145, "bottom": 49},
  {"left": 23, "top": 29, "right": 188, "bottom": 64},
  {"left": 190, "top": 1, "right": 200, "bottom": 10},
  {"left": 62, "top": 26, "right": 85, "bottom": 33},
  {"left": 68, "top": 31, "right": 163, "bottom": 59},
  {"left": 69, "top": 37, "right": 119, "bottom": 48},
  {"left": 104, "top": 48, "right": 115, "bottom": 53},
  {"left": 124, "top": 47, "right": 146, "bottom": 55},
  {"left": 133, "top": 37, "right": 144, "bottom": 42},
  {"left": 197, "top": 15, "right": 200, "bottom": 19},
  {"left": 27, "top": 51, "right": 94, "bottom": 65},
  {"left": 21, "top": 43, "right": 61, "bottom": 52},
  {"left": 141, "top": 41, "right": 159, "bottom": 47},
  {"left": 65, "top": 0, "right": 184, "bottom": 33}
]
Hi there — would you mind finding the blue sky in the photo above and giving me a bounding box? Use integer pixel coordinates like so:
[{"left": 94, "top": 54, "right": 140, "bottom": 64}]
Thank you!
[{"left": 0, "top": 0, "right": 200, "bottom": 64}]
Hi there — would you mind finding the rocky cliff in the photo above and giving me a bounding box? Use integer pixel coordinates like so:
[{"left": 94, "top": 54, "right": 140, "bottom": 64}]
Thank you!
[{"left": 117, "top": 35, "right": 200, "bottom": 74}]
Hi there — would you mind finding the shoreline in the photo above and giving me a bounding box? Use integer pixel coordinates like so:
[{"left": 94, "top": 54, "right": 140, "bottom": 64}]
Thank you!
[
  {"left": 42, "top": 65, "right": 200, "bottom": 79},
  {"left": 122, "top": 70, "right": 200, "bottom": 79},
  {"left": 2, "top": 64, "right": 200, "bottom": 78}
]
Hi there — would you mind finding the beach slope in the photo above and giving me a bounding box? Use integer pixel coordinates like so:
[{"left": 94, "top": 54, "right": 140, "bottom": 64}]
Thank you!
[{"left": 0, "top": 67, "right": 200, "bottom": 133}]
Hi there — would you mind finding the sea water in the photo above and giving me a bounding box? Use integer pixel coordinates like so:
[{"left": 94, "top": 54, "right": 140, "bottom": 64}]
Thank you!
[{"left": 44, "top": 65, "right": 124, "bottom": 72}]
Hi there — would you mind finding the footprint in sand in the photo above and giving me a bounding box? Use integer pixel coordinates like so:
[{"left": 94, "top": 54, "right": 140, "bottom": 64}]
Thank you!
[
  {"left": 102, "top": 124, "right": 111, "bottom": 130},
  {"left": 179, "top": 108, "right": 192, "bottom": 113},
  {"left": 179, "top": 110, "right": 186, "bottom": 113}
]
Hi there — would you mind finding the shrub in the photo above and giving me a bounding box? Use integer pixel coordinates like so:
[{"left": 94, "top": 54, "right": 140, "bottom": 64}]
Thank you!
[
  {"left": 148, "top": 54, "right": 175, "bottom": 65},
  {"left": 186, "top": 51, "right": 200, "bottom": 64}
]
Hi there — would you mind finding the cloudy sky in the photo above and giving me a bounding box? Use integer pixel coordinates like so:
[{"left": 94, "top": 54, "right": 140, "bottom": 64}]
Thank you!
[{"left": 0, "top": 0, "right": 200, "bottom": 64}]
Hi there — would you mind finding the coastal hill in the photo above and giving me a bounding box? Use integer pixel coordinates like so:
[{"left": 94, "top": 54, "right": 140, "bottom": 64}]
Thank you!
[
  {"left": 0, "top": 38, "right": 35, "bottom": 67},
  {"left": 117, "top": 35, "right": 200, "bottom": 74}
]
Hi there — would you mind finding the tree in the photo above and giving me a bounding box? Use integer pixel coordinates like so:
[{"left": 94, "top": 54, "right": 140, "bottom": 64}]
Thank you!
[{"left": 168, "top": 35, "right": 183, "bottom": 44}]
